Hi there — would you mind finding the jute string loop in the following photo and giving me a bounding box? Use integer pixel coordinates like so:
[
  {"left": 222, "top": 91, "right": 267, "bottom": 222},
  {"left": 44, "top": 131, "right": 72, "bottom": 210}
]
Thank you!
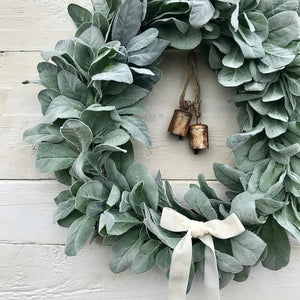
[{"left": 179, "top": 51, "right": 202, "bottom": 123}]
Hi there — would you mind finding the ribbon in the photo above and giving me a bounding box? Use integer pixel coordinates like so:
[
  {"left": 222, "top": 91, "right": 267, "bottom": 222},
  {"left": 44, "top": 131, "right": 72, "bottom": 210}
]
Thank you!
[{"left": 160, "top": 208, "right": 245, "bottom": 300}]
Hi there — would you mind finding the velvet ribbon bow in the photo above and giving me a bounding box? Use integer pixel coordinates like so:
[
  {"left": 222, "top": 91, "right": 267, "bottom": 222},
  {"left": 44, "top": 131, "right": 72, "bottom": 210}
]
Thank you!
[{"left": 160, "top": 208, "right": 245, "bottom": 300}]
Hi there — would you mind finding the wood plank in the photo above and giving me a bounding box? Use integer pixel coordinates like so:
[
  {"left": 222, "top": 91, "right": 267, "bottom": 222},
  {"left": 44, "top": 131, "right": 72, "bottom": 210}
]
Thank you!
[
  {"left": 0, "top": 52, "right": 238, "bottom": 180},
  {"left": 0, "top": 0, "right": 90, "bottom": 51},
  {"left": 0, "top": 180, "right": 228, "bottom": 245},
  {"left": 0, "top": 113, "right": 237, "bottom": 180},
  {"left": 0, "top": 243, "right": 299, "bottom": 300}
]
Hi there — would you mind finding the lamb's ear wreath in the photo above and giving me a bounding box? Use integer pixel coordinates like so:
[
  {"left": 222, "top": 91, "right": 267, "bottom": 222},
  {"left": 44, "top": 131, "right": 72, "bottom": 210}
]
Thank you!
[{"left": 24, "top": 0, "right": 299, "bottom": 296}]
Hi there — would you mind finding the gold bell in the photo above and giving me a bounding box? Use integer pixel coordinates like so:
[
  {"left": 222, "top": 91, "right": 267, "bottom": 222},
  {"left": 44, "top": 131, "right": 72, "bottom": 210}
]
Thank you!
[
  {"left": 168, "top": 109, "right": 192, "bottom": 139},
  {"left": 189, "top": 124, "right": 209, "bottom": 154}
]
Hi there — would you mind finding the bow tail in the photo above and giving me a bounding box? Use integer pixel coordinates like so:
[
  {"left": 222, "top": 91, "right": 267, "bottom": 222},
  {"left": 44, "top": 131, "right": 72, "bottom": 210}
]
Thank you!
[
  {"left": 200, "top": 235, "right": 221, "bottom": 300},
  {"left": 168, "top": 230, "right": 193, "bottom": 300}
]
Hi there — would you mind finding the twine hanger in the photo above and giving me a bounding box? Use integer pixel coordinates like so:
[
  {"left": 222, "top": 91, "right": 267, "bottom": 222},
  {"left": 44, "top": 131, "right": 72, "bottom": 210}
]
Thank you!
[{"left": 179, "top": 50, "right": 202, "bottom": 124}]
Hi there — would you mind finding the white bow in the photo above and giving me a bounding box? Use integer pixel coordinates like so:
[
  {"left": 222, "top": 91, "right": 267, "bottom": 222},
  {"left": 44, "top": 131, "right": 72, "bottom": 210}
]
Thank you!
[{"left": 160, "top": 208, "right": 245, "bottom": 300}]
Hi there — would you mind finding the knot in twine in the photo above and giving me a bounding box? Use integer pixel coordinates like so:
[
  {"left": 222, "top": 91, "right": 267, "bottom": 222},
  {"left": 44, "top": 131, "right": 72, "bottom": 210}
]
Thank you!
[
  {"left": 179, "top": 51, "right": 202, "bottom": 123},
  {"left": 181, "top": 100, "right": 192, "bottom": 111}
]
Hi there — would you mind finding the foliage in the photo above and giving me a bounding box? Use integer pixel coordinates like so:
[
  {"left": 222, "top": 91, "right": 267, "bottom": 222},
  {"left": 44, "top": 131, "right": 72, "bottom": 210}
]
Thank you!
[{"left": 24, "top": 0, "right": 300, "bottom": 293}]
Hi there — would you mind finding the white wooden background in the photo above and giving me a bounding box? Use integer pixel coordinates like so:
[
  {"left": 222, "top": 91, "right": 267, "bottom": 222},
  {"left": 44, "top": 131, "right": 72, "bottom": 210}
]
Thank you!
[{"left": 0, "top": 1, "right": 299, "bottom": 299}]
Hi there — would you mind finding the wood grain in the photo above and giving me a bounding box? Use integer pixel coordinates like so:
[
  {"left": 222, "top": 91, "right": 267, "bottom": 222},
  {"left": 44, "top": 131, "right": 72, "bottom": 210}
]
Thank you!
[
  {"left": 0, "top": 242, "right": 299, "bottom": 300},
  {"left": 1, "top": 1, "right": 299, "bottom": 299},
  {"left": 0, "top": 0, "right": 90, "bottom": 51},
  {"left": 0, "top": 180, "right": 227, "bottom": 245},
  {"left": 0, "top": 52, "right": 238, "bottom": 180}
]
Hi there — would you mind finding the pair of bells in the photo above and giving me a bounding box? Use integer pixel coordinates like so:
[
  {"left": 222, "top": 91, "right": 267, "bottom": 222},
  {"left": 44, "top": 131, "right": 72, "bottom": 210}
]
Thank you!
[{"left": 168, "top": 109, "right": 209, "bottom": 154}]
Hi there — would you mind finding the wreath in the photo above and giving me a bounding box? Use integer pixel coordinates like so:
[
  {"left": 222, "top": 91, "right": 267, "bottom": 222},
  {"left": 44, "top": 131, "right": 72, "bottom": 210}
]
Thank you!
[{"left": 23, "top": 0, "right": 300, "bottom": 298}]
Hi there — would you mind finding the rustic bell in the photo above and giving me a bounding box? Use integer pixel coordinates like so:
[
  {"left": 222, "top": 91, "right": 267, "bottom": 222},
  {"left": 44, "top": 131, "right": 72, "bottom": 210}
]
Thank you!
[
  {"left": 189, "top": 124, "right": 209, "bottom": 154},
  {"left": 168, "top": 109, "right": 193, "bottom": 139}
]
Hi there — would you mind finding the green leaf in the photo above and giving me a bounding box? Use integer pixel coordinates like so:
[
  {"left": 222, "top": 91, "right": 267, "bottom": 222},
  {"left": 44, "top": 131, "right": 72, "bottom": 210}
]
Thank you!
[
  {"left": 93, "top": 11, "right": 109, "bottom": 34},
  {"left": 284, "top": 75, "right": 300, "bottom": 97},
  {"left": 189, "top": 0, "right": 215, "bottom": 28},
  {"left": 209, "top": 45, "right": 223, "bottom": 69},
  {"left": 230, "top": 192, "right": 265, "bottom": 225},
  {"left": 102, "top": 84, "right": 150, "bottom": 109},
  {"left": 117, "top": 102, "right": 147, "bottom": 116},
  {"left": 165, "top": 181, "right": 198, "bottom": 220},
  {"left": 36, "top": 142, "right": 78, "bottom": 172},
  {"left": 143, "top": 204, "right": 181, "bottom": 249},
  {"left": 80, "top": 105, "right": 120, "bottom": 142},
  {"left": 222, "top": 47, "right": 244, "bottom": 69},
  {"left": 60, "top": 119, "right": 93, "bottom": 153},
  {"left": 106, "top": 185, "right": 121, "bottom": 207},
  {"left": 155, "top": 171, "right": 169, "bottom": 206},
  {"left": 99, "top": 210, "right": 140, "bottom": 235},
  {"left": 54, "top": 169, "right": 72, "bottom": 186},
  {"left": 58, "top": 210, "right": 84, "bottom": 228},
  {"left": 274, "top": 203, "right": 300, "bottom": 241},
  {"left": 247, "top": 11, "right": 269, "bottom": 42},
  {"left": 128, "top": 39, "right": 169, "bottom": 67},
  {"left": 65, "top": 215, "right": 96, "bottom": 256},
  {"left": 109, "top": 228, "right": 145, "bottom": 273},
  {"left": 57, "top": 71, "right": 93, "bottom": 106},
  {"left": 45, "top": 95, "right": 86, "bottom": 123},
  {"left": 153, "top": 17, "right": 189, "bottom": 34},
  {"left": 23, "top": 123, "right": 64, "bottom": 144},
  {"left": 37, "top": 62, "right": 59, "bottom": 92},
  {"left": 119, "top": 191, "right": 130, "bottom": 212},
  {"left": 121, "top": 116, "right": 151, "bottom": 148},
  {"left": 198, "top": 174, "right": 220, "bottom": 200},
  {"left": 54, "top": 189, "right": 72, "bottom": 205},
  {"left": 260, "top": 216, "right": 291, "bottom": 270},
  {"left": 89, "top": 41, "right": 122, "bottom": 75},
  {"left": 213, "top": 163, "right": 246, "bottom": 192},
  {"left": 248, "top": 140, "right": 268, "bottom": 162},
  {"left": 262, "top": 117, "right": 288, "bottom": 139},
  {"left": 259, "top": 159, "right": 283, "bottom": 193},
  {"left": 38, "top": 89, "right": 60, "bottom": 115},
  {"left": 234, "top": 266, "right": 251, "bottom": 282},
  {"left": 231, "top": 230, "right": 266, "bottom": 266},
  {"left": 103, "top": 129, "right": 130, "bottom": 147},
  {"left": 92, "top": 62, "right": 133, "bottom": 84},
  {"left": 127, "top": 28, "right": 159, "bottom": 52},
  {"left": 257, "top": 0, "right": 299, "bottom": 18},
  {"left": 267, "top": 11, "right": 299, "bottom": 47},
  {"left": 128, "top": 182, "right": 144, "bottom": 215},
  {"left": 158, "top": 25, "right": 202, "bottom": 50},
  {"left": 68, "top": 4, "right": 92, "bottom": 28},
  {"left": 92, "top": 0, "right": 110, "bottom": 15},
  {"left": 111, "top": 0, "right": 142, "bottom": 46},
  {"left": 132, "top": 240, "right": 161, "bottom": 274},
  {"left": 76, "top": 181, "right": 108, "bottom": 213},
  {"left": 255, "top": 198, "right": 287, "bottom": 216},
  {"left": 74, "top": 41, "right": 94, "bottom": 71},
  {"left": 184, "top": 188, "right": 218, "bottom": 220},
  {"left": 126, "top": 163, "right": 159, "bottom": 210},
  {"left": 77, "top": 25, "right": 105, "bottom": 54},
  {"left": 216, "top": 250, "right": 243, "bottom": 274},
  {"left": 110, "top": 141, "right": 134, "bottom": 174},
  {"left": 230, "top": 27, "right": 265, "bottom": 59},
  {"left": 260, "top": 43, "right": 296, "bottom": 69},
  {"left": 53, "top": 198, "right": 76, "bottom": 223},
  {"left": 262, "top": 83, "right": 284, "bottom": 102},
  {"left": 156, "top": 247, "right": 172, "bottom": 273},
  {"left": 105, "top": 159, "right": 130, "bottom": 191},
  {"left": 218, "top": 64, "right": 252, "bottom": 87}
]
